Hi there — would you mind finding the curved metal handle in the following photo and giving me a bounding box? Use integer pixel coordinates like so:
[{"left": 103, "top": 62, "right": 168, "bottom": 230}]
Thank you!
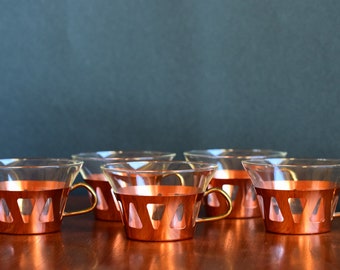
[
  {"left": 161, "top": 173, "right": 185, "bottom": 185},
  {"left": 63, "top": 182, "right": 98, "bottom": 217},
  {"left": 196, "top": 188, "right": 232, "bottom": 223}
]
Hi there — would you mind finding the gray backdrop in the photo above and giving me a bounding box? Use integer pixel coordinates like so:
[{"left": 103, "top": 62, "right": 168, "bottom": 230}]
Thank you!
[{"left": 1, "top": 1, "right": 340, "bottom": 160}]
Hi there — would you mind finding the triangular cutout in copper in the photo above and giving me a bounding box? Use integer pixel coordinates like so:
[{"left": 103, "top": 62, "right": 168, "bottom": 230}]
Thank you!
[
  {"left": 96, "top": 187, "right": 109, "bottom": 210},
  {"left": 17, "top": 198, "right": 35, "bottom": 223},
  {"left": 310, "top": 197, "right": 325, "bottom": 223},
  {"left": 39, "top": 198, "right": 54, "bottom": 222},
  {"left": 269, "top": 197, "right": 284, "bottom": 222},
  {"left": 0, "top": 198, "right": 13, "bottom": 223},
  {"left": 147, "top": 204, "right": 165, "bottom": 229},
  {"left": 128, "top": 203, "right": 142, "bottom": 229},
  {"left": 170, "top": 203, "right": 186, "bottom": 229},
  {"left": 288, "top": 198, "right": 306, "bottom": 223}
]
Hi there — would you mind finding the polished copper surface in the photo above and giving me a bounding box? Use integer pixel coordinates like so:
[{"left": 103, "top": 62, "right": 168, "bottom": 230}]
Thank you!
[
  {"left": 206, "top": 169, "right": 261, "bottom": 218},
  {"left": 1, "top": 196, "right": 340, "bottom": 269},
  {"left": 255, "top": 180, "right": 338, "bottom": 234},
  {"left": 0, "top": 180, "right": 97, "bottom": 234},
  {"left": 115, "top": 185, "right": 231, "bottom": 241},
  {"left": 85, "top": 174, "right": 121, "bottom": 221}
]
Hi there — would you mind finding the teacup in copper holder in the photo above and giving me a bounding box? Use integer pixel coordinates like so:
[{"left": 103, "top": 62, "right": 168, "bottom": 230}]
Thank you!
[
  {"left": 0, "top": 181, "right": 97, "bottom": 234},
  {"left": 242, "top": 158, "right": 340, "bottom": 235},
  {"left": 114, "top": 185, "right": 231, "bottom": 241},
  {"left": 0, "top": 158, "right": 97, "bottom": 235},
  {"left": 102, "top": 161, "right": 232, "bottom": 241}
]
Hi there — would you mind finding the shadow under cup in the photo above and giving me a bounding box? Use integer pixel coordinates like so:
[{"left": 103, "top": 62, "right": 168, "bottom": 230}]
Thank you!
[
  {"left": 0, "top": 159, "right": 97, "bottom": 234},
  {"left": 184, "top": 149, "right": 287, "bottom": 218},
  {"left": 242, "top": 158, "right": 340, "bottom": 234},
  {"left": 72, "top": 151, "right": 176, "bottom": 221},
  {"left": 102, "top": 161, "right": 232, "bottom": 241}
]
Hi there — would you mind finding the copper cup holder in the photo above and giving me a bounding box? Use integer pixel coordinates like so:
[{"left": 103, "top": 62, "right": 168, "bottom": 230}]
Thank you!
[
  {"left": 0, "top": 180, "right": 97, "bottom": 234},
  {"left": 114, "top": 185, "right": 232, "bottom": 241},
  {"left": 255, "top": 181, "right": 339, "bottom": 234},
  {"left": 242, "top": 158, "right": 340, "bottom": 235}
]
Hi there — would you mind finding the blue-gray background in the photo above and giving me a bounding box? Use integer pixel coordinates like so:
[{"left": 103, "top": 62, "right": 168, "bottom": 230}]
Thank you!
[{"left": 1, "top": 1, "right": 340, "bottom": 160}]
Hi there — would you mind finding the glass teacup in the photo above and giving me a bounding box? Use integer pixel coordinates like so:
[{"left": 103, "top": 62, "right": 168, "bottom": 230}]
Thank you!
[
  {"left": 0, "top": 158, "right": 97, "bottom": 234},
  {"left": 242, "top": 158, "right": 340, "bottom": 234}
]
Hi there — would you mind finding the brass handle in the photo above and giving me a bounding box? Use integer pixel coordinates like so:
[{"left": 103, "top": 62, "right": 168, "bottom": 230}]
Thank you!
[
  {"left": 63, "top": 182, "right": 98, "bottom": 217},
  {"left": 196, "top": 187, "right": 232, "bottom": 223},
  {"left": 161, "top": 173, "right": 185, "bottom": 185}
]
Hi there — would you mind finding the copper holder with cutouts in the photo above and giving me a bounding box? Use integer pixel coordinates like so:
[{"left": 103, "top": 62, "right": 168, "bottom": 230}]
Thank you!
[
  {"left": 0, "top": 180, "right": 97, "bottom": 234},
  {"left": 255, "top": 181, "right": 339, "bottom": 234},
  {"left": 242, "top": 158, "right": 340, "bottom": 234},
  {"left": 115, "top": 185, "right": 232, "bottom": 241}
]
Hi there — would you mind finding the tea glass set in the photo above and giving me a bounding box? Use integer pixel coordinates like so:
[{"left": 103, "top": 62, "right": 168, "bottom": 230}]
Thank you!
[{"left": 0, "top": 149, "right": 339, "bottom": 241}]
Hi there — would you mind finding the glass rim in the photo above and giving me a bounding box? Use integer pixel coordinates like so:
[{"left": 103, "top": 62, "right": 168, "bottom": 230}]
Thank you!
[
  {"left": 183, "top": 149, "right": 287, "bottom": 159},
  {"left": 242, "top": 158, "right": 340, "bottom": 168},
  {"left": 101, "top": 161, "right": 218, "bottom": 174},
  {"left": 0, "top": 158, "right": 83, "bottom": 169},
  {"left": 72, "top": 150, "right": 176, "bottom": 161}
]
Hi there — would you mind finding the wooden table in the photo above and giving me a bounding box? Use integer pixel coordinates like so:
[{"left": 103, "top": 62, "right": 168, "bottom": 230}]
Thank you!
[{"left": 1, "top": 196, "right": 340, "bottom": 269}]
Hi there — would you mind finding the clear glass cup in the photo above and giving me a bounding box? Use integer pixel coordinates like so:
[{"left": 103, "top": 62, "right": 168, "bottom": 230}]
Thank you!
[
  {"left": 102, "top": 161, "right": 232, "bottom": 241},
  {"left": 183, "top": 149, "right": 287, "bottom": 218},
  {"left": 0, "top": 158, "right": 97, "bottom": 234},
  {"left": 72, "top": 151, "right": 176, "bottom": 221},
  {"left": 242, "top": 158, "right": 340, "bottom": 234}
]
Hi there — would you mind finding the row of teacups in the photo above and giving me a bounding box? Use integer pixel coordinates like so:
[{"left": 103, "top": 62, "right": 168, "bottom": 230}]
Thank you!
[{"left": 0, "top": 149, "right": 339, "bottom": 240}]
